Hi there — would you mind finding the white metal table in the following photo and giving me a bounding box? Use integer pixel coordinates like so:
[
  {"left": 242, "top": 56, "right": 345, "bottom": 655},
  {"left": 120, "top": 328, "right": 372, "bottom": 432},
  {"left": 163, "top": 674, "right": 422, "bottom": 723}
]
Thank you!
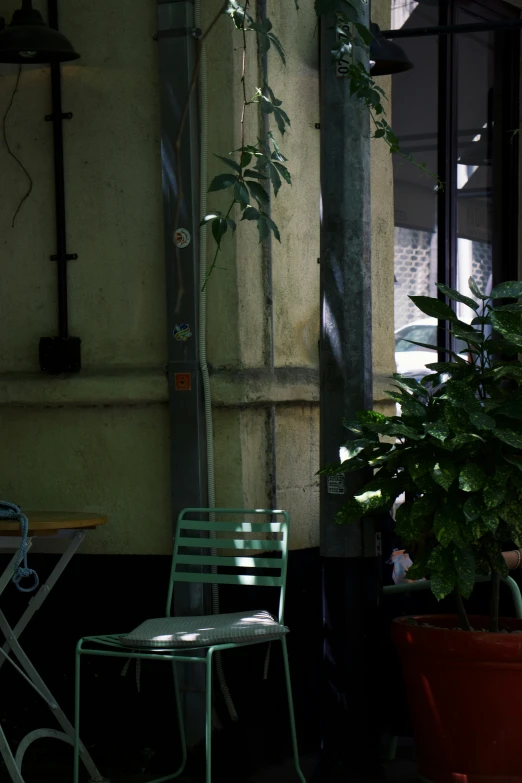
[{"left": 0, "top": 511, "right": 108, "bottom": 783}]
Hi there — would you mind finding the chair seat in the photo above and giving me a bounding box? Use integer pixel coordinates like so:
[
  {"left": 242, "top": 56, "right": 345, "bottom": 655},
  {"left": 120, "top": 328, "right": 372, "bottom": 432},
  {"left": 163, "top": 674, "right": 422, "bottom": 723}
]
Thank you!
[{"left": 120, "top": 609, "right": 289, "bottom": 649}]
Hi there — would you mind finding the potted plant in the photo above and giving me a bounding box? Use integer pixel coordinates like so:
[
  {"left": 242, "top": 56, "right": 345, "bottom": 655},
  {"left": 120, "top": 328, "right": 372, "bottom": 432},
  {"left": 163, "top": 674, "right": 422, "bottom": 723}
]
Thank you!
[{"left": 321, "top": 277, "right": 522, "bottom": 783}]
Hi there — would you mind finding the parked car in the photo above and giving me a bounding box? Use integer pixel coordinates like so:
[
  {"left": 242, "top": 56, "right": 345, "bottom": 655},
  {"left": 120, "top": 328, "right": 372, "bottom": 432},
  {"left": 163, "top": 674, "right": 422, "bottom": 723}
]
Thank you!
[
  {"left": 395, "top": 317, "right": 468, "bottom": 379},
  {"left": 394, "top": 318, "right": 438, "bottom": 379}
]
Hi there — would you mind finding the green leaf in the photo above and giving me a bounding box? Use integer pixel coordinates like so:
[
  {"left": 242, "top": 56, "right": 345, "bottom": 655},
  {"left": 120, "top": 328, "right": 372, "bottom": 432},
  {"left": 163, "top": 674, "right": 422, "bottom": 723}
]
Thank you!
[
  {"left": 468, "top": 277, "right": 488, "bottom": 300},
  {"left": 428, "top": 546, "right": 457, "bottom": 600},
  {"left": 234, "top": 180, "right": 250, "bottom": 207},
  {"left": 459, "top": 463, "right": 487, "bottom": 492},
  {"left": 200, "top": 212, "right": 222, "bottom": 225},
  {"left": 463, "top": 495, "right": 484, "bottom": 521},
  {"left": 208, "top": 172, "right": 238, "bottom": 191},
  {"left": 436, "top": 283, "right": 479, "bottom": 311},
  {"left": 380, "top": 422, "right": 425, "bottom": 441},
  {"left": 226, "top": 217, "right": 236, "bottom": 234},
  {"left": 431, "top": 461, "right": 458, "bottom": 491},
  {"left": 483, "top": 476, "right": 505, "bottom": 510},
  {"left": 448, "top": 433, "right": 485, "bottom": 449},
  {"left": 241, "top": 206, "right": 260, "bottom": 221},
  {"left": 273, "top": 162, "right": 292, "bottom": 184},
  {"left": 468, "top": 411, "right": 496, "bottom": 430},
  {"left": 490, "top": 281, "right": 522, "bottom": 299},
  {"left": 480, "top": 510, "right": 499, "bottom": 533},
  {"left": 214, "top": 154, "right": 241, "bottom": 173},
  {"left": 453, "top": 547, "right": 476, "bottom": 598},
  {"left": 268, "top": 162, "right": 282, "bottom": 196},
  {"left": 493, "top": 428, "right": 522, "bottom": 449},
  {"left": 247, "top": 181, "right": 270, "bottom": 207},
  {"left": 244, "top": 169, "right": 267, "bottom": 180},
  {"left": 409, "top": 295, "right": 456, "bottom": 322},
  {"left": 434, "top": 506, "right": 463, "bottom": 547},
  {"left": 386, "top": 392, "right": 426, "bottom": 418},
  {"left": 211, "top": 216, "right": 228, "bottom": 247},
  {"left": 493, "top": 303, "right": 522, "bottom": 312},
  {"left": 445, "top": 380, "right": 481, "bottom": 413},
  {"left": 490, "top": 311, "right": 522, "bottom": 348},
  {"left": 356, "top": 410, "right": 386, "bottom": 425},
  {"left": 423, "top": 421, "right": 450, "bottom": 442},
  {"left": 445, "top": 405, "right": 470, "bottom": 433},
  {"left": 503, "top": 454, "right": 522, "bottom": 472}
]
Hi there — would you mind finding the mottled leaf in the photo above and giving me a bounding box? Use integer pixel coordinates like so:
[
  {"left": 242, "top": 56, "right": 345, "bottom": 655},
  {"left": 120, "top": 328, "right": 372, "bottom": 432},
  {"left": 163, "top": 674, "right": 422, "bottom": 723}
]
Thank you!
[
  {"left": 463, "top": 494, "right": 483, "bottom": 522},
  {"left": 431, "top": 461, "right": 458, "bottom": 491},
  {"left": 356, "top": 410, "right": 387, "bottom": 425},
  {"left": 480, "top": 510, "right": 499, "bottom": 533},
  {"left": 490, "top": 281, "right": 522, "bottom": 299},
  {"left": 423, "top": 421, "right": 450, "bottom": 442},
  {"left": 453, "top": 547, "right": 476, "bottom": 599},
  {"left": 434, "top": 506, "right": 463, "bottom": 547},
  {"left": 428, "top": 547, "right": 457, "bottom": 600},
  {"left": 445, "top": 405, "right": 470, "bottom": 433},
  {"left": 503, "top": 454, "right": 522, "bottom": 472},
  {"left": 447, "top": 433, "right": 485, "bottom": 449},
  {"left": 459, "top": 463, "right": 487, "bottom": 492},
  {"left": 468, "top": 411, "right": 496, "bottom": 430},
  {"left": 493, "top": 428, "right": 522, "bottom": 449}
]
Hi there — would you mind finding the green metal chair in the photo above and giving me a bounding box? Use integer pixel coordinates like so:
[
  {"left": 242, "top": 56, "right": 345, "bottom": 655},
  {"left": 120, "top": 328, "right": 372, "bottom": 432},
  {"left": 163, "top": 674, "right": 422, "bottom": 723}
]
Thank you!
[{"left": 73, "top": 508, "right": 307, "bottom": 783}]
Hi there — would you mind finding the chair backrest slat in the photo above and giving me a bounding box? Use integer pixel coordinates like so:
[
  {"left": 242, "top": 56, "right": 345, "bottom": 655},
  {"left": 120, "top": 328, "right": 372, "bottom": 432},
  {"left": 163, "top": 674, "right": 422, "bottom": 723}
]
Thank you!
[
  {"left": 174, "top": 573, "right": 282, "bottom": 587},
  {"left": 176, "top": 554, "right": 282, "bottom": 570},
  {"left": 168, "top": 508, "right": 290, "bottom": 623},
  {"left": 179, "top": 537, "right": 283, "bottom": 551}
]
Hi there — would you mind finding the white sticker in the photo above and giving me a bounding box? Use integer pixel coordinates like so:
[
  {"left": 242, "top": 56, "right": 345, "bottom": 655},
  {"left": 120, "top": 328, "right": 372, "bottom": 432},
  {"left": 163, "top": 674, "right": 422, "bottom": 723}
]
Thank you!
[
  {"left": 327, "top": 475, "right": 345, "bottom": 495},
  {"left": 174, "top": 228, "right": 191, "bottom": 248},
  {"left": 336, "top": 18, "right": 351, "bottom": 78}
]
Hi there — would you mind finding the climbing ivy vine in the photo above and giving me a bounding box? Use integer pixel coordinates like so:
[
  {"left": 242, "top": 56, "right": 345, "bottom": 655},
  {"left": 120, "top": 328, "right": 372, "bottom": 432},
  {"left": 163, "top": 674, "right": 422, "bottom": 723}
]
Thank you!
[{"left": 196, "top": 0, "right": 440, "bottom": 285}]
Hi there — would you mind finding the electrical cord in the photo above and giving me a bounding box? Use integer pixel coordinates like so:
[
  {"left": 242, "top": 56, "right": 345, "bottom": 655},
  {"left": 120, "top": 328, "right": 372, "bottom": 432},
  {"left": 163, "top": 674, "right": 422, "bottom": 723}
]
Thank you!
[{"left": 2, "top": 65, "right": 33, "bottom": 227}]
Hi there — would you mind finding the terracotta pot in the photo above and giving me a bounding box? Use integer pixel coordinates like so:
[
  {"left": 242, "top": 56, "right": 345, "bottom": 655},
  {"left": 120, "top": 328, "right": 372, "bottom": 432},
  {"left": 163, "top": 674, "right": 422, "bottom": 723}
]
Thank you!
[{"left": 393, "top": 614, "right": 522, "bottom": 783}]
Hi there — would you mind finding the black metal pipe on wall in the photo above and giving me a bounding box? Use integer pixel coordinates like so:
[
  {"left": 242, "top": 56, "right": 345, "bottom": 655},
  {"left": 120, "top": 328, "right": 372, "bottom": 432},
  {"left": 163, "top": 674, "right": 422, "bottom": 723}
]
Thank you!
[{"left": 39, "top": 0, "right": 81, "bottom": 373}]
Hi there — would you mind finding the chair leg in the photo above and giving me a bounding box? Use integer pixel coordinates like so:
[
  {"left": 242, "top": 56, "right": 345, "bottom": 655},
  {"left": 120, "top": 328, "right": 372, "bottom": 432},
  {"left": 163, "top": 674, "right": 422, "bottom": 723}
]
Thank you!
[
  {"left": 205, "top": 651, "right": 214, "bottom": 783},
  {"left": 281, "top": 637, "right": 307, "bottom": 783},
  {"left": 172, "top": 662, "right": 188, "bottom": 777},
  {"left": 73, "top": 643, "right": 82, "bottom": 783}
]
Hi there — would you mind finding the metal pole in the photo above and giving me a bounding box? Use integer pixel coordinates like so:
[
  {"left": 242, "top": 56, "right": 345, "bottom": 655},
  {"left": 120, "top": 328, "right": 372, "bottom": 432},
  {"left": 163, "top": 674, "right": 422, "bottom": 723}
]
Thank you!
[
  {"left": 156, "top": 0, "right": 207, "bottom": 747},
  {"left": 316, "top": 7, "right": 382, "bottom": 780}
]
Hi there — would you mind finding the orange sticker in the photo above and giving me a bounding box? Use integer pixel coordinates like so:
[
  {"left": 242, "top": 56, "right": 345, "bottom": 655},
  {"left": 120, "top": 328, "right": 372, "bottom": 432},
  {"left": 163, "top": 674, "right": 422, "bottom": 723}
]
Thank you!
[{"left": 174, "top": 372, "right": 192, "bottom": 391}]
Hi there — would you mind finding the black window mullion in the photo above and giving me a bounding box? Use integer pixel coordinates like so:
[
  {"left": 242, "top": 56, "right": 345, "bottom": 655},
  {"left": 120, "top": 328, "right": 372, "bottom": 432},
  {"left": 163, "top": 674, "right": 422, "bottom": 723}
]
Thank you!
[{"left": 437, "top": 0, "right": 458, "bottom": 362}]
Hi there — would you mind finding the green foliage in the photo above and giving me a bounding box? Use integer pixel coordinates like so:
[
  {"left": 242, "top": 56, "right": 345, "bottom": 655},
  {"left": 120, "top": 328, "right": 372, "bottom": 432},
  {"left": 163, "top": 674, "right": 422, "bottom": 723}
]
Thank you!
[
  {"left": 321, "top": 278, "right": 522, "bottom": 619},
  {"left": 203, "top": 0, "right": 439, "bottom": 283}
]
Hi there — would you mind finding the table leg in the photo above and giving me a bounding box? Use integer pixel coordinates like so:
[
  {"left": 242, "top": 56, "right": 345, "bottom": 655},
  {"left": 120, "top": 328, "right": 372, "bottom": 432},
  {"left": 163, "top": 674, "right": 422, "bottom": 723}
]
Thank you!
[
  {"left": 0, "top": 531, "right": 85, "bottom": 670},
  {"left": 0, "top": 532, "right": 108, "bottom": 783}
]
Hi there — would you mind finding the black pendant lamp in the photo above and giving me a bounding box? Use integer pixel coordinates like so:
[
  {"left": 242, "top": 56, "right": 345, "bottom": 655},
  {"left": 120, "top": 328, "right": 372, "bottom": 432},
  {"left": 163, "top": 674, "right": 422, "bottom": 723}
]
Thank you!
[
  {"left": 370, "top": 23, "right": 413, "bottom": 76},
  {"left": 0, "top": 0, "right": 79, "bottom": 64}
]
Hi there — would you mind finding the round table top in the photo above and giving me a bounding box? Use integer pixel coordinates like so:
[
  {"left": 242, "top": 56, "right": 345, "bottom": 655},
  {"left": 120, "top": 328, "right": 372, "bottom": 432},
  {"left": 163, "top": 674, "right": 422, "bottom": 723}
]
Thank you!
[{"left": 0, "top": 511, "right": 107, "bottom": 536}]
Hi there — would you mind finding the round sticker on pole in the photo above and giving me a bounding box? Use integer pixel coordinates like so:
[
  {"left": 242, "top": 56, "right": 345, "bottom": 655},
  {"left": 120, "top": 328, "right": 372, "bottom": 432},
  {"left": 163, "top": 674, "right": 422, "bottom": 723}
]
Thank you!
[{"left": 174, "top": 228, "right": 191, "bottom": 248}]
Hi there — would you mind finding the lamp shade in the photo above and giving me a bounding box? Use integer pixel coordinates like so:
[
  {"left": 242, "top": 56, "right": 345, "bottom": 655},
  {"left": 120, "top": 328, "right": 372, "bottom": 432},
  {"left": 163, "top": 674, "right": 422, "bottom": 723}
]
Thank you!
[
  {"left": 0, "top": 0, "right": 79, "bottom": 64},
  {"left": 370, "top": 23, "right": 413, "bottom": 76},
  {"left": 458, "top": 134, "right": 491, "bottom": 167}
]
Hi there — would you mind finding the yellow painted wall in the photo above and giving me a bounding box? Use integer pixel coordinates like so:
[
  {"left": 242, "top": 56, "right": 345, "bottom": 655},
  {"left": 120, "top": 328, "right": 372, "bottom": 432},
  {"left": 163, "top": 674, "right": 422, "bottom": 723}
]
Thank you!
[{"left": 0, "top": 0, "right": 394, "bottom": 553}]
